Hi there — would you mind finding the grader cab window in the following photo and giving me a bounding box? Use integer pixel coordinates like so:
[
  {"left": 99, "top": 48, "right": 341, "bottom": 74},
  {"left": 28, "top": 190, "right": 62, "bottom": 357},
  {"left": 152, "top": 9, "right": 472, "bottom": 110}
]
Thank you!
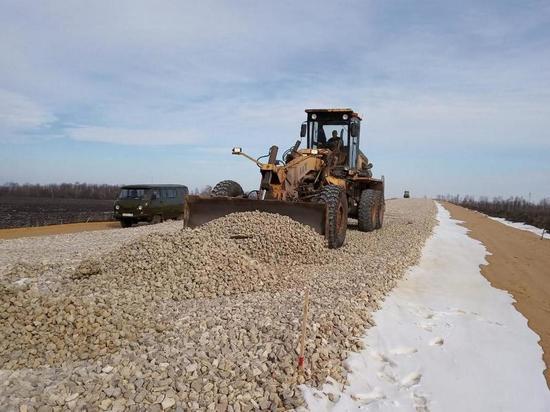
[
  {"left": 308, "top": 121, "right": 349, "bottom": 149},
  {"left": 349, "top": 135, "right": 358, "bottom": 169},
  {"left": 349, "top": 120, "right": 360, "bottom": 169},
  {"left": 307, "top": 119, "right": 362, "bottom": 169}
]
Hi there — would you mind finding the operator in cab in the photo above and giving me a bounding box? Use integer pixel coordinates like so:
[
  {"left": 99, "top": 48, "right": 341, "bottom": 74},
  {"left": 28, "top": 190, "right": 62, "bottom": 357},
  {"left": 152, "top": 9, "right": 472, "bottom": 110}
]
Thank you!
[
  {"left": 327, "top": 130, "right": 342, "bottom": 150},
  {"left": 327, "top": 130, "right": 346, "bottom": 165}
]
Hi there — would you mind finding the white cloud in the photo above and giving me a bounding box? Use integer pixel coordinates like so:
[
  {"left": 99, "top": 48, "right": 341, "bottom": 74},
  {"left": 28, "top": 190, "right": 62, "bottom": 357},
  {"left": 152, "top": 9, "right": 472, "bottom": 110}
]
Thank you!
[
  {"left": 1, "top": 1, "right": 549, "bottom": 197},
  {"left": 2, "top": 1, "right": 549, "bottom": 151},
  {"left": 66, "top": 126, "right": 199, "bottom": 145},
  {"left": 0, "top": 89, "right": 55, "bottom": 141},
  {"left": 363, "top": 93, "right": 550, "bottom": 150}
]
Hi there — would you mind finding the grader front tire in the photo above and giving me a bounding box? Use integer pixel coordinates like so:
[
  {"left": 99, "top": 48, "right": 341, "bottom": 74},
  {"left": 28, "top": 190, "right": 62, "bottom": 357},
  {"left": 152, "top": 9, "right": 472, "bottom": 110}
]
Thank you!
[
  {"left": 318, "top": 185, "right": 348, "bottom": 249},
  {"left": 211, "top": 180, "right": 244, "bottom": 197}
]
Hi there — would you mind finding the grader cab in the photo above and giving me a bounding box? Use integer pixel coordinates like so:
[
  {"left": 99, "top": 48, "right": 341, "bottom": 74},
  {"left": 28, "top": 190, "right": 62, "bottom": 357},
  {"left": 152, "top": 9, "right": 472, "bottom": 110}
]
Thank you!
[{"left": 184, "top": 108, "right": 385, "bottom": 248}]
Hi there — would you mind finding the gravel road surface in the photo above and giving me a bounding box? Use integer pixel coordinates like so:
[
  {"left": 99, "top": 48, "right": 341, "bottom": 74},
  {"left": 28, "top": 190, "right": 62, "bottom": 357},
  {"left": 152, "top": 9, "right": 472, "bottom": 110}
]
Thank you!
[
  {"left": 0, "top": 199, "right": 436, "bottom": 411},
  {"left": 0, "top": 221, "right": 180, "bottom": 275}
]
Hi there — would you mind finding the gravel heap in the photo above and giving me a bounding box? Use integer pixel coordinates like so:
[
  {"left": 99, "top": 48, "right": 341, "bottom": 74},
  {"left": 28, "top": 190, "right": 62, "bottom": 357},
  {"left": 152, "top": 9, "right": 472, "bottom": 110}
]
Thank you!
[
  {"left": 0, "top": 199, "right": 436, "bottom": 411},
  {"left": 1, "top": 287, "right": 144, "bottom": 369},
  {"left": 75, "top": 229, "right": 276, "bottom": 301},
  {"left": 2, "top": 212, "right": 325, "bottom": 370},
  {"left": 204, "top": 211, "right": 329, "bottom": 265},
  {"left": 0, "top": 220, "right": 180, "bottom": 281}
]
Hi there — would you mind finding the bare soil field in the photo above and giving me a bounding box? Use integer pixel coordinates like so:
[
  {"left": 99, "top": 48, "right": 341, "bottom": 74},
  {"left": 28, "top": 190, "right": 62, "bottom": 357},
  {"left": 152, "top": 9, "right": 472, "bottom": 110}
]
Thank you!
[
  {"left": 445, "top": 203, "right": 550, "bottom": 387},
  {"left": 0, "top": 199, "right": 436, "bottom": 411},
  {"left": 0, "top": 197, "right": 114, "bottom": 229}
]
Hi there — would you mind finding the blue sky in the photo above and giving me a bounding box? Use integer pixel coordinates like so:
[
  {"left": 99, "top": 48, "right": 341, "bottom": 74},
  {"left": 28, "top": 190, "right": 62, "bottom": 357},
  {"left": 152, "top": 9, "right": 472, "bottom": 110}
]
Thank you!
[{"left": 1, "top": 0, "right": 549, "bottom": 199}]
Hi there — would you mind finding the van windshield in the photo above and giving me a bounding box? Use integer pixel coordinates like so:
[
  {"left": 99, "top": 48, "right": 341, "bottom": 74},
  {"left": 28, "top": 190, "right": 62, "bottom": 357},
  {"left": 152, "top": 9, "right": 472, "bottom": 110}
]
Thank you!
[{"left": 119, "top": 188, "right": 149, "bottom": 199}]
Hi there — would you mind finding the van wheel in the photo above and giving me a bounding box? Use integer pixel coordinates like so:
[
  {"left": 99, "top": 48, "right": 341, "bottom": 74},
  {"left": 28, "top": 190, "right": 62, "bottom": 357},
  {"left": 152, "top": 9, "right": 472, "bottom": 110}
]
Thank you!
[
  {"left": 120, "top": 219, "right": 132, "bottom": 228},
  {"left": 152, "top": 215, "right": 162, "bottom": 224}
]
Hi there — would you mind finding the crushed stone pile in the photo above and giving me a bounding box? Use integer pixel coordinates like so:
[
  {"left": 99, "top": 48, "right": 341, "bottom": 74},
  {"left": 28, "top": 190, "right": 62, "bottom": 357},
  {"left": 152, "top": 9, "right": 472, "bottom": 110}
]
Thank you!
[
  {"left": 0, "top": 200, "right": 437, "bottom": 411},
  {"left": 204, "top": 211, "right": 329, "bottom": 265},
  {"left": 73, "top": 211, "right": 327, "bottom": 300},
  {"left": 75, "top": 230, "right": 277, "bottom": 300},
  {"left": 1, "top": 211, "right": 328, "bottom": 369},
  {"left": 0, "top": 285, "right": 146, "bottom": 369}
]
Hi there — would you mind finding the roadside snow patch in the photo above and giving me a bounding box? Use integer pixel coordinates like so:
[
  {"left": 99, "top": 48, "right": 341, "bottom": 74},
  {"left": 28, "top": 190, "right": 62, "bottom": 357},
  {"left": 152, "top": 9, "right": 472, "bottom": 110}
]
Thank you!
[
  {"left": 302, "top": 203, "right": 550, "bottom": 411},
  {"left": 488, "top": 216, "right": 549, "bottom": 239}
]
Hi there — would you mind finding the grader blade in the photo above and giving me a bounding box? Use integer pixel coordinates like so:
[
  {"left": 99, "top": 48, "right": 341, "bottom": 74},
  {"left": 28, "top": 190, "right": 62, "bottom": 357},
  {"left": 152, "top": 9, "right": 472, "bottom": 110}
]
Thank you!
[{"left": 184, "top": 196, "right": 326, "bottom": 235}]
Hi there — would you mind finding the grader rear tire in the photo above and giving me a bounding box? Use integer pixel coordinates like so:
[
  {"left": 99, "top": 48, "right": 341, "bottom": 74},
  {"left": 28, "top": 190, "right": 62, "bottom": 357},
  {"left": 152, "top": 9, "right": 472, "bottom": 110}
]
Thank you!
[
  {"left": 211, "top": 180, "right": 244, "bottom": 197},
  {"left": 318, "top": 185, "right": 348, "bottom": 249},
  {"left": 358, "top": 189, "right": 379, "bottom": 232}
]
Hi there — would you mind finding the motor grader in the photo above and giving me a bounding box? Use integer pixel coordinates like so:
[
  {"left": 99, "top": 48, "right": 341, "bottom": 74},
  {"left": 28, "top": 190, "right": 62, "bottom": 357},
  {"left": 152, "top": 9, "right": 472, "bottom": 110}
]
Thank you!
[{"left": 184, "top": 108, "right": 385, "bottom": 248}]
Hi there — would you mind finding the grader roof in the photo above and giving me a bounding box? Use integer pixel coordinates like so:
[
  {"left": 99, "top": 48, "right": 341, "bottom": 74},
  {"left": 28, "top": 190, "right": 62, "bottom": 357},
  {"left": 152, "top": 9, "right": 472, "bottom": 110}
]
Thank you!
[{"left": 305, "top": 108, "right": 362, "bottom": 120}]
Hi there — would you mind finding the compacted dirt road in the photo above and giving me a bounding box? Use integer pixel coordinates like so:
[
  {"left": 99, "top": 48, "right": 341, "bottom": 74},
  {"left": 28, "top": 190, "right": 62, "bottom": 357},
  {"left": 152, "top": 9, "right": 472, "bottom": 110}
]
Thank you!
[
  {"left": 0, "top": 221, "right": 119, "bottom": 240},
  {"left": 445, "top": 203, "right": 550, "bottom": 387}
]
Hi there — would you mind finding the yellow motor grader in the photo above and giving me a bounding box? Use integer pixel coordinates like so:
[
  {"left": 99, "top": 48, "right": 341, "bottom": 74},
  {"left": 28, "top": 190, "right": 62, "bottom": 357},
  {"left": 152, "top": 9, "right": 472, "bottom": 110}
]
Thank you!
[{"left": 184, "top": 108, "right": 385, "bottom": 248}]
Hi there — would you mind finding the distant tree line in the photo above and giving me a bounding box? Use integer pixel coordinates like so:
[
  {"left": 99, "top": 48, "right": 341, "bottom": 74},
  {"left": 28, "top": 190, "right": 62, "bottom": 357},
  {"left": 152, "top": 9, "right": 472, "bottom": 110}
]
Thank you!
[
  {"left": 438, "top": 194, "right": 550, "bottom": 230},
  {"left": 0, "top": 182, "right": 214, "bottom": 200},
  {"left": 0, "top": 182, "right": 121, "bottom": 200}
]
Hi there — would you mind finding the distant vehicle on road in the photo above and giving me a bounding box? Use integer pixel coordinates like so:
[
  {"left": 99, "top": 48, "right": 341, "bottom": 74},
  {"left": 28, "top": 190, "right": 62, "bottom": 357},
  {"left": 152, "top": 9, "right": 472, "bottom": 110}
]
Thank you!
[
  {"left": 404, "top": 190, "right": 410, "bottom": 198},
  {"left": 114, "top": 184, "right": 188, "bottom": 228}
]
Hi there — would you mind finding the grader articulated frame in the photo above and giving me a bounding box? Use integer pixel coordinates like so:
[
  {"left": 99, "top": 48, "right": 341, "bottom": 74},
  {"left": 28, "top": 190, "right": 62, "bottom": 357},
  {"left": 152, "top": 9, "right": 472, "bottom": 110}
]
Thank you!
[{"left": 184, "top": 108, "right": 385, "bottom": 248}]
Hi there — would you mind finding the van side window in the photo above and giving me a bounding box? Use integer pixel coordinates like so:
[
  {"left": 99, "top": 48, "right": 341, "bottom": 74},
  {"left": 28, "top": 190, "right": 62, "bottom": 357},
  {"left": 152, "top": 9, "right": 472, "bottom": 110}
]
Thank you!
[{"left": 167, "top": 189, "right": 177, "bottom": 198}]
